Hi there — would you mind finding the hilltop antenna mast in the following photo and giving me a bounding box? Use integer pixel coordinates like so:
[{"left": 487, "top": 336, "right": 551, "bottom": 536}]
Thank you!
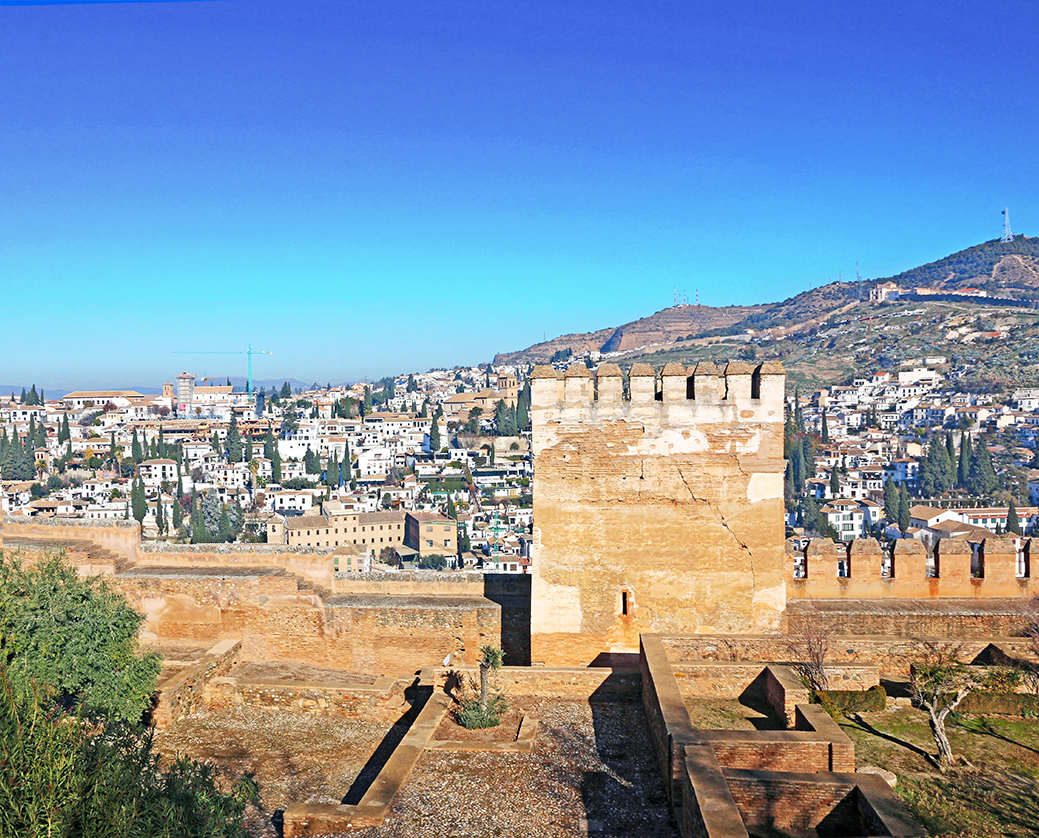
[{"left": 1001, "top": 208, "right": 1014, "bottom": 243}]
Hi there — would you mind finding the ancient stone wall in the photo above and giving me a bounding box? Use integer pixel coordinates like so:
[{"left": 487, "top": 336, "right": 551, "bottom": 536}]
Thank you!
[
  {"left": 788, "top": 537, "right": 1035, "bottom": 599},
  {"left": 531, "top": 361, "right": 786, "bottom": 666}
]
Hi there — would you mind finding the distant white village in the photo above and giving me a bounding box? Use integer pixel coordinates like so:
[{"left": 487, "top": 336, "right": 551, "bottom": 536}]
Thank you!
[
  {"left": 0, "top": 367, "right": 533, "bottom": 574},
  {"left": 3, "top": 355, "right": 1039, "bottom": 569}
]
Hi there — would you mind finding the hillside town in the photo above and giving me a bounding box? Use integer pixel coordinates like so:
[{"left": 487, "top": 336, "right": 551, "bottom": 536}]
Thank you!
[
  {"left": 3, "top": 356, "right": 1039, "bottom": 569},
  {"left": 0, "top": 367, "right": 534, "bottom": 574}
]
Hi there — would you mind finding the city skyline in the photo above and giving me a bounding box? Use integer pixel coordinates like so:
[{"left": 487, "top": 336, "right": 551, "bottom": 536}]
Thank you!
[{"left": 2, "top": 0, "right": 1037, "bottom": 388}]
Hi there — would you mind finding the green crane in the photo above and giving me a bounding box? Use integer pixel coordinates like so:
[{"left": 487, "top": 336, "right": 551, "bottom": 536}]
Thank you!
[{"left": 173, "top": 344, "right": 273, "bottom": 398}]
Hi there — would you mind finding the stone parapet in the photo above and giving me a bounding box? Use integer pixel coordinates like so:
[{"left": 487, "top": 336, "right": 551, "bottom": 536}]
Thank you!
[{"left": 788, "top": 537, "right": 1034, "bottom": 599}]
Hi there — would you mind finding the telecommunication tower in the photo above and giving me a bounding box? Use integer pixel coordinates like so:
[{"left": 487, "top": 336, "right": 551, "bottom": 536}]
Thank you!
[{"left": 1001, "top": 209, "right": 1014, "bottom": 243}]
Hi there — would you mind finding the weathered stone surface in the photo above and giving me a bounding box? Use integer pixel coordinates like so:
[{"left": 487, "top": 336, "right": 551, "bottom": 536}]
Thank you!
[{"left": 530, "top": 364, "right": 786, "bottom": 665}]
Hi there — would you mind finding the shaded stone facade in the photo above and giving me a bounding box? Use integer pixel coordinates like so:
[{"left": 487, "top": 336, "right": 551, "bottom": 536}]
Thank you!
[{"left": 529, "top": 361, "right": 787, "bottom": 665}]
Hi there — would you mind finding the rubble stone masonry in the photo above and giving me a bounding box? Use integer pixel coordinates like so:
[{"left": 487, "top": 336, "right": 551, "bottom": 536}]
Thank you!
[{"left": 530, "top": 361, "right": 787, "bottom": 665}]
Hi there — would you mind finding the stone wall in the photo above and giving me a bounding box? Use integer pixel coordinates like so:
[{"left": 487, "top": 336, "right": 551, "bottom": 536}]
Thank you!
[
  {"left": 140, "top": 542, "right": 336, "bottom": 588},
  {"left": 116, "top": 567, "right": 503, "bottom": 674},
  {"left": 204, "top": 672, "right": 409, "bottom": 722},
  {"left": 2, "top": 514, "right": 141, "bottom": 563},
  {"left": 152, "top": 638, "right": 241, "bottom": 729},
  {"left": 531, "top": 362, "right": 787, "bottom": 666},
  {"left": 661, "top": 633, "right": 1035, "bottom": 678},
  {"left": 788, "top": 537, "right": 1035, "bottom": 599}
]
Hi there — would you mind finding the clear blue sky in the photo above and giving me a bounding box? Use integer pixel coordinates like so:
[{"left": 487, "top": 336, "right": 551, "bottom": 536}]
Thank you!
[{"left": 2, "top": 0, "right": 1036, "bottom": 390}]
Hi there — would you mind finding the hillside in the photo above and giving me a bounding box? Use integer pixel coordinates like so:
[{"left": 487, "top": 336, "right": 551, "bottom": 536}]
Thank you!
[{"left": 493, "top": 237, "right": 1039, "bottom": 391}]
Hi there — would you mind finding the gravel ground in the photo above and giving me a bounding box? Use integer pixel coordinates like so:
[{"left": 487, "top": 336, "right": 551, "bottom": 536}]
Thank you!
[
  {"left": 361, "top": 697, "right": 678, "bottom": 838},
  {"left": 154, "top": 705, "right": 400, "bottom": 836}
]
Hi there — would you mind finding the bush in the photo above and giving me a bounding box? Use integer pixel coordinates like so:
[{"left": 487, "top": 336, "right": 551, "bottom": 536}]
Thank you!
[
  {"left": 418, "top": 554, "right": 448, "bottom": 570},
  {"left": 812, "top": 685, "right": 887, "bottom": 717},
  {"left": 456, "top": 693, "right": 508, "bottom": 729},
  {"left": 0, "top": 672, "right": 259, "bottom": 837},
  {"left": 958, "top": 691, "right": 1039, "bottom": 716}
]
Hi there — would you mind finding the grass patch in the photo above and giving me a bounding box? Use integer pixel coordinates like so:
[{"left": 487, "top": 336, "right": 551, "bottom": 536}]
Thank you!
[{"left": 840, "top": 707, "right": 1039, "bottom": 836}]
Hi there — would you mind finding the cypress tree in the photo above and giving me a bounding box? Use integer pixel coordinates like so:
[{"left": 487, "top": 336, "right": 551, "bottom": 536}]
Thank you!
[
  {"left": 59, "top": 414, "right": 70, "bottom": 443},
  {"left": 829, "top": 468, "right": 840, "bottom": 498},
  {"left": 820, "top": 411, "right": 829, "bottom": 443},
  {"left": 326, "top": 451, "right": 339, "bottom": 488},
  {"left": 19, "top": 388, "right": 26, "bottom": 404},
  {"left": 155, "top": 492, "right": 165, "bottom": 535},
  {"left": 131, "top": 428, "right": 142, "bottom": 463},
  {"left": 897, "top": 484, "right": 911, "bottom": 534},
  {"left": 131, "top": 478, "right": 147, "bottom": 524},
  {"left": 945, "top": 431, "right": 956, "bottom": 470},
  {"left": 172, "top": 487, "right": 183, "bottom": 532},
  {"left": 263, "top": 423, "right": 275, "bottom": 461},
  {"left": 341, "top": 442, "right": 352, "bottom": 482},
  {"left": 883, "top": 478, "right": 899, "bottom": 522},
  {"left": 1007, "top": 500, "right": 1022, "bottom": 535},
  {"left": 271, "top": 447, "right": 282, "bottom": 483},
  {"left": 430, "top": 417, "right": 441, "bottom": 452},
  {"left": 210, "top": 431, "right": 221, "bottom": 455},
  {"left": 801, "top": 436, "right": 816, "bottom": 482},
  {"left": 363, "top": 386, "right": 372, "bottom": 416},
  {"left": 218, "top": 505, "right": 231, "bottom": 542},
  {"left": 968, "top": 439, "right": 999, "bottom": 497},
  {"left": 225, "top": 413, "right": 243, "bottom": 463},
  {"left": 446, "top": 491, "right": 457, "bottom": 519},
  {"left": 245, "top": 435, "right": 253, "bottom": 463},
  {"left": 407, "top": 374, "right": 418, "bottom": 393},
  {"left": 957, "top": 433, "right": 972, "bottom": 489}
]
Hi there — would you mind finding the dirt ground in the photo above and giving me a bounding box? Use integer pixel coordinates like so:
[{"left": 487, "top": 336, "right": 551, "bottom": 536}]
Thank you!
[
  {"left": 684, "top": 696, "right": 783, "bottom": 731},
  {"left": 228, "top": 661, "right": 379, "bottom": 685}
]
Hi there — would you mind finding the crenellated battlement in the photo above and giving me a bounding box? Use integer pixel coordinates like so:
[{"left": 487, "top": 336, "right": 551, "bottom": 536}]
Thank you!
[
  {"left": 787, "top": 536, "right": 1035, "bottom": 599},
  {"left": 530, "top": 361, "right": 785, "bottom": 429}
]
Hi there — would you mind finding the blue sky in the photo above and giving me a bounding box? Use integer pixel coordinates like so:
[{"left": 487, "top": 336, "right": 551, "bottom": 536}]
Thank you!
[{"left": 2, "top": 0, "right": 1037, "bottom": 389}]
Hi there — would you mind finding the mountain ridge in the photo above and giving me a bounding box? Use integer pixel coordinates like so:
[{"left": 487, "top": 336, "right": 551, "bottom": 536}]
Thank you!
[{"left": 493, "top": 236, "right": 1039, "bottom": 367}]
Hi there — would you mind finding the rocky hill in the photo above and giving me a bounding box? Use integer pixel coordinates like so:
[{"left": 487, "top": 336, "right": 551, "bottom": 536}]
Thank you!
[{"left": 493, "top": 237, "right": 1039, "bottom": 392}]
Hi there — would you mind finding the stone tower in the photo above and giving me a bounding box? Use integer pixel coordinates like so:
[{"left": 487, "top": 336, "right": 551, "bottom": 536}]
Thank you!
[{"left": 530, "top": 361, "right": 786, "bottom": 665}]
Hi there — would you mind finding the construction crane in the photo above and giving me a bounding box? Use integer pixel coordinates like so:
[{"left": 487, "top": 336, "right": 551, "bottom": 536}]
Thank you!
[{"left": 173, "top": 344, "right": 273, "bottom": 397}]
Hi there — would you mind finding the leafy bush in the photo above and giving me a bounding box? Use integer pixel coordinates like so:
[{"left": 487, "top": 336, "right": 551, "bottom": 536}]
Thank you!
[
  {"left": 958, "top": 691, "right": 1039, "bottom": 716},
  {"left": 456, "top": 692, "right": 508, "bottom": 729},
  {"left": 812, "top": 684, "right": 887, "bottom": 717},
  {"left": 0, "top": 552, "right": 160, "bottom": 722},
  {"left": 0, "top": 672, "right": 259, "bottom": 837}
]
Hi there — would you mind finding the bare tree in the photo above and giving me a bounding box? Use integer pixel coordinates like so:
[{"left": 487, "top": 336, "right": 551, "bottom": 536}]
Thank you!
[
  {"left": 911, "top": 641, "right": 1017, "bottom": 770},
  {"left": 785, "top": 613, "right": 833, "bottom": 691}
]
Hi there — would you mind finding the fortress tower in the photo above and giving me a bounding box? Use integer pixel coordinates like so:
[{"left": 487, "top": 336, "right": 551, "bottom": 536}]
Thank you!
[{"left": 530, "top": 361, "right": 787, "bottom": 665}]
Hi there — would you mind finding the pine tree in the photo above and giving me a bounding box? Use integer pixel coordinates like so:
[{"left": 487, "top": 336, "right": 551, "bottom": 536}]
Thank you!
[
  {"left": 280, "top": 381, "right": 292, "bottom": 400},
  {"left": 883, "top": 478, "right": 899, "bottom": 522},
  {"left": 897, "top": 484, "right": 911, "bottom": 534},
  {"left": 1007, "top": 500, "right": 1022, "bottom": 535}
]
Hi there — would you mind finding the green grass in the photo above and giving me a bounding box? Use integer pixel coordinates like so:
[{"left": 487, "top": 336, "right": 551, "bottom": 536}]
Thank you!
[{"left": 840, "top": 707, "right": 1039, "bottom": 836}]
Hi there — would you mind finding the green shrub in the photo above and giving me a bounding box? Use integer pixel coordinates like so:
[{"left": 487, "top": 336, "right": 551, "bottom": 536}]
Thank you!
[
  {"left": 812, "top": 684, "right": 887, "bottom": 717},
  {"left": 456, "top": 693, "right": 508, "bottom": 729},
  {"left": 958, "top": 691, "right": 1039, "bottom": 716}
]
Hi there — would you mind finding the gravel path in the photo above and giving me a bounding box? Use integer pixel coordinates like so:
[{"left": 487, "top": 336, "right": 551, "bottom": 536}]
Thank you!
[{"left": 361, "top": 697, "right": 677, "bottom": 838}]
